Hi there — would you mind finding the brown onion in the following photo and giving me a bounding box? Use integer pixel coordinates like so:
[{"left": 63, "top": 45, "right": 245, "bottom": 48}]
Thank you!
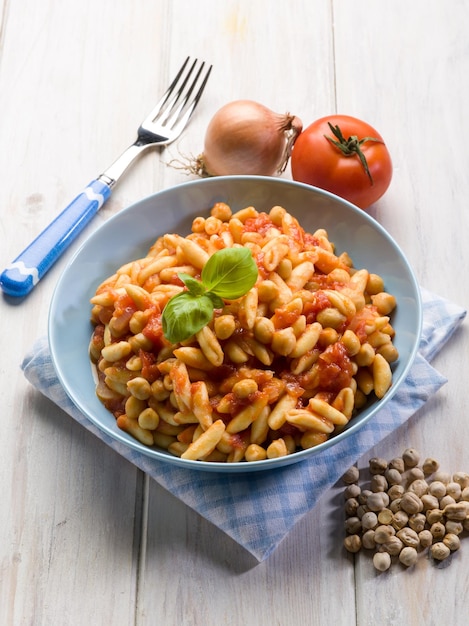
[{"left": 194, "top": 100, "right": 302, "bottom": 177}]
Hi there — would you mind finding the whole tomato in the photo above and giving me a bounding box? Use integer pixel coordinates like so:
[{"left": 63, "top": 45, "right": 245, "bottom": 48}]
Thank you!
[{"left": 291, "top": 115, "right": 393, "bottom": 209}]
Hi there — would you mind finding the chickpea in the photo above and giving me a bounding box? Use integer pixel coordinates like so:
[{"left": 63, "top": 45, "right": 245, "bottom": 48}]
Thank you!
[
  {"left": 345, "top": 498, "right": 360, "bottom": 516},
  {"left": 430, "top": 522, "right": 446, "bottom": 541},
  {"left": 374, "top": 525, "right": 396, "bottom": 544},
  {"left": 388, "top": 457, "right": 405, "bottom": 473},
  {"left": 400, "top": 492, "right": 423, "bottom": 515},
  {"left": 345, "top": 517, "right": 362, "bottom": 534},
  {"left": 396, "top": 527, "right": 420, "bottom": 549},
  {"left": 408, "top": 513, "right": 426, "bottom": 533},
  {"left": 385, "top": 468, "right": 403, "bottom": 486},
  {"left": 402, "top": 448, "right": 420, "bottom": 468},
  {"left": 344, "top": 483, "right": 361, "bottom": 500},
  {"left": 389, "top": 498, "right": 402, "bottom": 514},
  {"left": 431, "top": 542, "right": 451, "bottom": 561},
  {"left": 342, "top": 465, "right": 360, "bottom": 484},
  {"left": 443, "top": 533, "right": 461, "bottom": 552},
  {"left": 422, "top": 457, "right": 440, "bottom": 475},
  {"left": 377, "top": 509, "right": 393, "bottom": 525},
  {"left": 426, "top": 508, "right": 444, "bottom": 525},
  {"left": 444, "top": 501, "right": 469, "bottom": 521},
  {"left": 407, "top": 478, "right": 428, "bottom": 498},
  {"left": 452, "top": 472, "right": 469, "bottom": 489},
  {"left": 428, "top": 481, "right": 446, "bottom": 499},
  {"left": 373, "top": 551, "right": 392, "bottom": 572},
  {"left": 439, "top": 495, "right": 456, "bottom": 510},
  {"left": 367, "top": 492, "right": 387, "bottom": 512},
  {"left": 344, "top": 535, "right": 362, "bottom": 553},
  {"left": 446, "top": 482, "right": 462, "bottom": 500},
  {"left": 371, "top": 474, "right": 388, "bottom": 493},
  {"left": 433, "top": 471, "right": 451, "bottom": 485},
  {"left": 445, "top": 520, "right": 463, "bottom": 536},
  {"left": 399, "top": 546, "right": 418, "bottom": 567},
  {"left": 461, "top": 487, "right": 469, "bottom": 502},
  {"left": 391, "top": 510, "right": 409, "bottom": 531},
  {"left": 369, "top": 457, "right": 388, "bottom": 475},
  {"left": 362, "top": 529, "right": 377, "bottom": 550},
  {"left": 382, "top": 536, "right": 404, "bottom": 556},
  {"left": 361, "top": 511, "right": 379, "bottom": 531},
  {"left": 406, "top": 467, "right": 425, "bottom": 484},
  {"left": 420, "top": 494, "right": 440, "bottom": 511},
  {"left": 358, "top": 489, "right": 373, "bottom": 505},
  {"left": 388, "top": 484, "right": 405, "bottom": 501},
  {"left": 418, "top": 529, "right": 433, "bottom": 548}
]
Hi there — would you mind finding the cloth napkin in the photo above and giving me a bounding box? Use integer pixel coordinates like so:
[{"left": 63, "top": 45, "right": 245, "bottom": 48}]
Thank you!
[{"left": 22, "top": 288, "right": 466, "bottom": 561}]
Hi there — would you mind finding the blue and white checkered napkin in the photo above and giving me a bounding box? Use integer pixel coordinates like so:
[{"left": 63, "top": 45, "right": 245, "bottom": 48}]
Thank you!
[{"left": 22, "top": 288, "right": 466, "bottom": 561}]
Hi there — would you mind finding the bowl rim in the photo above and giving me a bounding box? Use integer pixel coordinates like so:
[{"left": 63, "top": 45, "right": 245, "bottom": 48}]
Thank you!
[{"left": 48, "top": 175, "right": 423, "bottom": 473}]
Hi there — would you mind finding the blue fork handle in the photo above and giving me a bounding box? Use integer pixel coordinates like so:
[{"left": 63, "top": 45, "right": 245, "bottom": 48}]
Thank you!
[{"left": 0, "top": 179, "right": 112, "bottom": 298}]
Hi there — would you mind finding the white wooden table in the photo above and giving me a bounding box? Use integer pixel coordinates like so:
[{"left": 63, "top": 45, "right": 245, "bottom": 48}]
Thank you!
[{"left": 1, "top": 1, "right": 468, "bottom": 624}]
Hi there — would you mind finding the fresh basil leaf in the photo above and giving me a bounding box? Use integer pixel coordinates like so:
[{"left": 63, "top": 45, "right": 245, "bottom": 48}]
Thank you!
[
  {"left": 162, "top": 292, "right": 214, "bottom": 343},
  {"left": 201, "top": 247, "right": 258, "bottom": 299},
  {"left": 206, "top": 292, "right": 224, "bottom": 309},
  {"left": 178, "top": 273, "right": 206, "bottom": 296}
]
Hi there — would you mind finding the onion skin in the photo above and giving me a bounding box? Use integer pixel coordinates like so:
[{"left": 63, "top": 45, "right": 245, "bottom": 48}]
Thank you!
[{"left": 197, "top": 100, "right": 302, "bottom": 177}]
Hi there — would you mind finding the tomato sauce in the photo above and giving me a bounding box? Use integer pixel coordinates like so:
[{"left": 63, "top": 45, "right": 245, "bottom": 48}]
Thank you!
[
  {"left": 243, "top": 212, "right": 274, "bottom": 236},
  {"left": 316, "top": 342, "right": 353, "bottom": 392}
]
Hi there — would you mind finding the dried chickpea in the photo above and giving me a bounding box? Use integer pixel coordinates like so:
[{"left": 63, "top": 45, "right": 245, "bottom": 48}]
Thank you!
[
  {"left": 420, "top": 494, "right": 440, "bottom": 511},
  {"left": 402, "top": 448, "right": 420, "bottom": 468},
  {"left": 428, "top": 481, "right": 446, "bottom": 499},
  {"left": 408, "top": 513, "right": 426, "bottom": 533},
  {"left": 373, "top": 551, "right": 391, "bottom": 572},
  {"left": 406, "top": 467, "right": 425, "bottom": 484},
  {"left": 452, "top": 472, "right": 469, "bottom": 489},
  {"left": 388, "top": 484, "right": 405, "bottom": 501},
  {"left": 422, "top": 457, "right": 440, "bottom": 475},
  {"left": 381, "top": 536, "right": 404, "bottom": 556},
  {"left": 391, "top": 510, "right": 409, "bottom": 531},
  {"left": 445, "top": 520, "right": 463, "bottom": 536},
  {"left": 461, "top": 487, "right": 469, "bottom": 502},
  {"left": 385, "top": 468, "right": 403, "bottom": 486},
  {"left": 361, "top": 511, "right": 379, "bottom": 531},
  {"left": 407, "top": 479, "right": 428, "bottom": 498},
  {"left": 374, "top": 525, "right": 396, "bottom": 544},
  {"left": 388, "top": 457, "right": 405, "bottom": 473},
  {"left": 418, "top": 529, "right": 433, "bottom": 548},
  {"left": 342, "top": 465, "right": 360, "bottom": 484},
  {"left": 400, "top": 492, "right": 423, "bottom": 515},
  {"left": 430, "top": 522, "right": 446, "bottom": 541},
  {"left": 426, "top": 508, "right": 444, "bottom": 525},
  {"left": 431, "top": 542, "right": 451, "bottom": 561},
  {"left": 443, "top": 533, "right": 461, "bottom": 552},
  {"left": 444, "top": 501, "right": 469, "bottom": 521},
  {"left": 399, "top": 546, "right": 418, "bottom": 567},
  {"left": 369, "top": 457, "right": 388, "bottom": 475},
  {"left": 367, "top": 492, "right": 387, "bottom": 512},
  {"left": 439, "top": 495, "right": 456, "bottom": 509},
  {"left": 446, "top": 482, "right": 462, "bottom": 500},
  {"left": 433, "top": 470, "right": 451, "bottom": 485},
  {"left": 377, "top": 509, "right": 393, "bottom": 525},
  {"left": 371, "top": 474, "right": 388, "bottom": 493},
  {"left": 396, "top": 527, "right": 420, "bottom": 549},
  {"left": 344, "top": 535, "right": 362, "bottom": 553},
  {"left": 345, "top": 517, "right": 362, "bottom": 534},
  {"left": 362, "top": 529, "right": 377, "bottom": 550},
  {"left": 344, "top": 483, "right": 361, "bottom": 500},
  {"left": 345, "top": 498, "right": 360, "bottom": 516}
]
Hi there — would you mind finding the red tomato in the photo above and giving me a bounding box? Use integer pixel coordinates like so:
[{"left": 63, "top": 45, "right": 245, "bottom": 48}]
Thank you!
[{"left": 291, "top": 115, "right": 393, "bottom": 209}]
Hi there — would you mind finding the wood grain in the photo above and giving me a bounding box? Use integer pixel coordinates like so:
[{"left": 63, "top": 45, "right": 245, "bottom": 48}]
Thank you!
[{"left": 0, "top": 1, "right": 468, "bottom": 624}]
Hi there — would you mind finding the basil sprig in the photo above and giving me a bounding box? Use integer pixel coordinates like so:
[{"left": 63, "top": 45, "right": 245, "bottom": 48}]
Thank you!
[{"left": 162, "top": 247, "right": 258, "bottom": 343}]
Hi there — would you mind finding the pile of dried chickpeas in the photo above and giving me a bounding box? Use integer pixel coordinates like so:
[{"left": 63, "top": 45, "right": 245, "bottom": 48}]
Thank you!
[{"left": 342, "top": 448, "right": 469, "bottom": 571}]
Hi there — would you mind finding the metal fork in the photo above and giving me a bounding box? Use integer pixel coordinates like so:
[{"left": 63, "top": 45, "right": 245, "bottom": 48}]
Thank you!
[{"left": 0, "top": 57, "right": 212, "bottom": 298}]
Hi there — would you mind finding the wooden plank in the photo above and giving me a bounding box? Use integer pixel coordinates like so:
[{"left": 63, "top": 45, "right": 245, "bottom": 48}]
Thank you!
[{"left": 333, "top": 2, "right": 469, "bottom": 624}]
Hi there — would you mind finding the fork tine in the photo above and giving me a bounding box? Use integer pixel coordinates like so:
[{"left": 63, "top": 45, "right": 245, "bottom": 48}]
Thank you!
[
  {"left": 142, "top": 57, "right": 191, "bottom": 126},
  {"left": 166, "top": 63, "right": 213, "bottom": 134},
  {"left": 157, "top": 58, "right": 200, "bottom": 125}
]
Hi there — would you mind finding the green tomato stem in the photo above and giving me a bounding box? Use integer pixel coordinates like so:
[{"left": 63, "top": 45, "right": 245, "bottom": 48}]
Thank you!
[{"left": 325, "top": 122, "right": 383, "bottom": 185}]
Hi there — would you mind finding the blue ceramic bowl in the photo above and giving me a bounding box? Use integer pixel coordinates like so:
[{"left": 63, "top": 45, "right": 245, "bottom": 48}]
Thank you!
[{"left": 49, "top": 176, "right": 422, "bottom": 472}]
